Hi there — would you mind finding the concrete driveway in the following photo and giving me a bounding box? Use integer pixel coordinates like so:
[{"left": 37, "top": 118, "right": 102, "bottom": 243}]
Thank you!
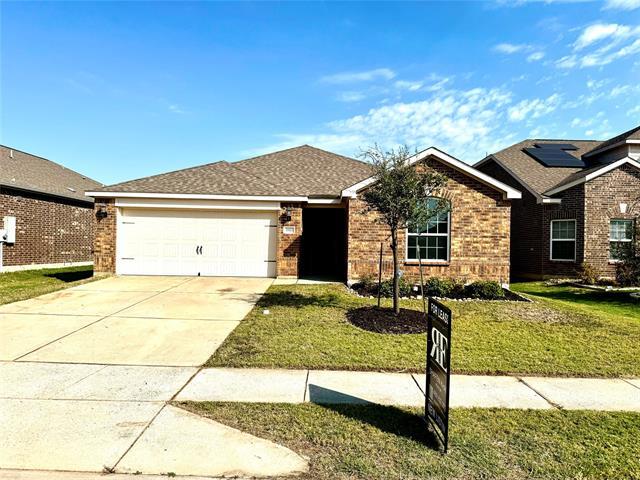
[
  {"left": 0, "top": 276, "right": 308, "bottom": 478},
  {"left": 0, "top": 275, "right": 272, "bottom": 366}
]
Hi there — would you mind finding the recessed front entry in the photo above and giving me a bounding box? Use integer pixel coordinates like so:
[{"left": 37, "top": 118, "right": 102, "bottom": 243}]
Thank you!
[
  {"left": 117, "top": 208, "right": 278, "bottom": 277},
  {"left": 301, "top": 207, "right": 347, "bottom": 280}
]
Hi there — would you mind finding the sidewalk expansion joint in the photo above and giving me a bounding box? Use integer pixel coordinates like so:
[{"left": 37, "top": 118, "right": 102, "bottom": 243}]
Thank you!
[{"left": 517, "top": 377, "right": 562, "bottom": 409}]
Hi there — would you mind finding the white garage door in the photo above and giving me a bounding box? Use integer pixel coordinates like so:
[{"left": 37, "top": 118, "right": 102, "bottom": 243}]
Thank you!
[{"left": 117, "top": 208, "right": 278, "bottom": 277}]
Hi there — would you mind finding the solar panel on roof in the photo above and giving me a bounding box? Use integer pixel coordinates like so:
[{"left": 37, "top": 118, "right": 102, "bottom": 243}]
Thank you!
[
  {"left": 534, "top": 143, "right": 578, "bottom": 151},
  {"left": 523, "top": 145, "right": 586, "bottom": 168}
]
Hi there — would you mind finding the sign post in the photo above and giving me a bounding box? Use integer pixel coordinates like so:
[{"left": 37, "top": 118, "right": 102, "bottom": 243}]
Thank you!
[{"left": 426, "top": 298, "right": 452, "bottom": 453}]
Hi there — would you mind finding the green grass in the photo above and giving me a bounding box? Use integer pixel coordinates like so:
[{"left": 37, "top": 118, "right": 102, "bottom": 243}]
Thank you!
[
  {"left": 180, "top": 402, "right": 640, "bottom": 480},
  {"left": 0, "top": 265, "right": 96, "bottom": 305},
  {"left": 207, "top": 282, "right": 640, "bottom": 376}
]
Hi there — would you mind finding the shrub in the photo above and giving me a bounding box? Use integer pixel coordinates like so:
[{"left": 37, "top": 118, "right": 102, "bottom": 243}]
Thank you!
[
  {"left": 423, "top": 277, "right": 463, "bottom": 298},
  {"left": 616, "top": 255, "right": 640, "bottom": 287},
  {"left": 379, "top": 276, "right": 412, "bottom": 298},
  {"left": 464, "top": 281, "right": 505, "bottom": 299},
  {"left": 579, "top": 263, "right": 599, "bottom": 285}
]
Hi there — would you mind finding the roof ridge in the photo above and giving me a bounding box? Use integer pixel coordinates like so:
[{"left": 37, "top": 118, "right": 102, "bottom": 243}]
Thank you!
[
  {"left": 235, "top": 144, "right": 371, "bottom": 168},
  {"left": 1, "top": 144, "right": 103, "bottom": 186}
]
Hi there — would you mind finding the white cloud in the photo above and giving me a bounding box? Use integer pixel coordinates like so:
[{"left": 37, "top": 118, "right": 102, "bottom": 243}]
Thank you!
[
  {"left": 556, "top": 23, "right": 640, "bottom": 68},
  {"left": 250, "top": 86, "right": 518, "bottom": 163},
  {"left": 493, "top": 43, "right": 531, "bottom": 54},
  {"left": 507, "top": 94, "right": 562, "bottom": 122},
  {"left": 394, "top": 80, "right": 424, "bottom": 91},
  {"left": 337, "top": 91, "right": 366, "bottom": 102},
  {"left": 168, "top": 104, "right": 186, "bottom": 114},
  {"left": 573, "top": 23, "right": 632, "bottom": 50},
  {"left": 320, "top": 68, "right": 396, "bottom": 84},
  {"left": 603, "top": 0, "right": 640, "bottom": 10},
  {"left": 627, "top": 104, "right": 640, "bottom": 116},
  {"left": 527, "top": 51, "right": 545, "bottom": 62}
]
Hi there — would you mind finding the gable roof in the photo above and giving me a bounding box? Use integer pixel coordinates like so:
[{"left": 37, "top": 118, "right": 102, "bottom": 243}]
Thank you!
[
  {"left": 584, "top": 125, "right": 640, "bottom": 158},
  {"left": 90, "top": 145, "right": 374, "bottom": 199},
  {"left": 0, "top": 145, "right": 103, "bottom": 203},
  {"left": 475, "top": 139, "right": 602, "bottom": 196},
  {"left": 544, "top": 157, "right": 640, "bottom": 196},
  {"left": 342, "top": 147, "right": 521, "bottom": 200}
]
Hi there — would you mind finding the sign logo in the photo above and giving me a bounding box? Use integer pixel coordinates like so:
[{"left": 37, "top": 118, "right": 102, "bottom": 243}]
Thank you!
[{"left": 430, "top": 328, "right": 448, "bottom": 372}]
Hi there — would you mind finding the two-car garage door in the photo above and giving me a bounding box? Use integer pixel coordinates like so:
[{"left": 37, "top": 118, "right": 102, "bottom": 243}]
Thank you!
[{"left": 117, "top": 208, "right": 278, "bottom": 277}]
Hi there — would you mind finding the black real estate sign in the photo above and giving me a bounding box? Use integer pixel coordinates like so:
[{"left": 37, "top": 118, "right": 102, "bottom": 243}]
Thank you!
[{"left": 426, "top": 298, "right": 452, "bottom": 452}]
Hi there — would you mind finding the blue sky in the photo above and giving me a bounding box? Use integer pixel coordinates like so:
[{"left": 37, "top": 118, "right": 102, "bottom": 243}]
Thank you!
[{"left": 2, "top": 1, "right": 639, "bottom": 185}]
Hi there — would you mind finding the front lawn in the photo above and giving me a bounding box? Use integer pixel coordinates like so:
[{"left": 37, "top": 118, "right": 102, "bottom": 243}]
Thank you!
[
  {"left": 180, "top": 402, "right": 640, "bottom": 480},
  {"left": 0, "top": 265, "right": 95, "bottom": 305},
  {"left": 208, "top": 282, "right": 640, "bottom": 377}
]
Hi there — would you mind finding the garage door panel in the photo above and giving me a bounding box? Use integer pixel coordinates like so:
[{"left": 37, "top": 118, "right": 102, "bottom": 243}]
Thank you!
[{"left": 117, "top": 208, "right": 277, "bottom": 277}]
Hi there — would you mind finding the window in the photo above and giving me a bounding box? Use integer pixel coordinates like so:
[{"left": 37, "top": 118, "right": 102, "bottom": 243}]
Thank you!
[
  {"left": 407, "top": 198, "right": 450, "bottom": 262},
  {"left": 550, "top": 219, "right": 576, "bottom": 261},
  {"left": 610, "top": 219, "right": 634, "bottom": 261}
]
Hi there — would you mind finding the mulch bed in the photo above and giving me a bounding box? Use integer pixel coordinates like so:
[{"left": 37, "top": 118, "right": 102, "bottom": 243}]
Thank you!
[{"left": 346, "top": 306, "right": 427, "bottom": 334}]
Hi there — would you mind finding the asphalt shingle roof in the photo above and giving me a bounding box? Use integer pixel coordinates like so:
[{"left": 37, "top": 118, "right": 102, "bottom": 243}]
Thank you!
[
  {"left": 585, "top": 124, "right": 640, "bottom": 156},
  {"left": 487, "top": 139, "right": 602, "bottom": 195},
  {"left": 97, "top": 145, "right": 374, "bottom": 198},
  {"left": 0, "top": 145, "right": 103, "bottom": 203}
]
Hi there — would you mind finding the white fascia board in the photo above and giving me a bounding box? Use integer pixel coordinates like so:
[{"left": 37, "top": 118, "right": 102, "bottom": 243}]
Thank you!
[
  {"left": 87, "top": 191, "right": 307, "bottom": 202},
  {"left": 307, "top": 198, "right": 343, "bottom": 204},
  {"left": 341, "top": 150, "right": 522, "bottom": 200},
  {"left": 541, "top": 197, "right": 562, "bottom": 204},
  {"left": 115, "top": 197, "right": 282, "bottom": 211},
  {"left": 544, "top": 157, "right": 640, "bottom": 196}
]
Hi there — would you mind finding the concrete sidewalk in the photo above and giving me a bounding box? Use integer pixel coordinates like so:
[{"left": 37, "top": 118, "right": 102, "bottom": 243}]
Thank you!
[{"left": 176, "top": 368, "right": 640, "bottom": 412}]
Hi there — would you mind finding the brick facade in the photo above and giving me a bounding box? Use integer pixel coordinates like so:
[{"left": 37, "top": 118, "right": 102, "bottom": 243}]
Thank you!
[
  {"left": 479, "top": 160, "right": 640, "bottom": 279},
  {"left": 276, "top": 202, "right": 303, "bottom": 277},
  {"left": 93, "top": 199, "right": 117, "bottom": 274},
  {"left": 347, "top": 155, "right": 512, "bottom": 284},
  {"left": 584, "top": 164, "right": 640, "bottom": 277},
  {"left": 0, "top": 188, "right": 94, "bottom": 269}
]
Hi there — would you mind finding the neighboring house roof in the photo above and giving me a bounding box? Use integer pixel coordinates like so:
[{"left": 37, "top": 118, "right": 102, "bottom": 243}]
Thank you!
[
  {"left": 0, "top": 145, "right": 103, "bottom": 203},
  {"left": 91, "top": 145, "right": 374, "bottom": 199},
  {"left": 475, "top": 139, "right": 602, "bottom": 196},
  {"left": 342, "top": 147, "right": 522, "bottom": 200},
  {"left": 584, "top": 125, "right": 640, "bottom": 158}
]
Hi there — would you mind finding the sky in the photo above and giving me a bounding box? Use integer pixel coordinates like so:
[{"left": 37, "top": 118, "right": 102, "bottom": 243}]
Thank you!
[{"left": 1, "top": 1, "right": 639, "bottom": 185}]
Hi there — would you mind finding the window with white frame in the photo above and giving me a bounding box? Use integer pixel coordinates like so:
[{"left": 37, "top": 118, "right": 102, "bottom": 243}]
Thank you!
[
  {"left": 407, "top": 198, "right": 450, "bottom": 262},
  {"left": 610, "top": 219, "right": 634, "bottom": 261},
  {"left": 550, "top": 219, "right": 576, "bottom": 261}
]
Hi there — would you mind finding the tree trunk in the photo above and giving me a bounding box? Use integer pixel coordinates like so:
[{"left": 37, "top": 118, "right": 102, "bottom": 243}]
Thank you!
[{"left": 391, "top": 228, "right": 400, "bottom": 315}]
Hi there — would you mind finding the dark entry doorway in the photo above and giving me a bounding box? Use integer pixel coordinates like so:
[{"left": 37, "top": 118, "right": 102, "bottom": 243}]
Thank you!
[{"left": 301, "top": 207, "right": 347, "bottom": 280}]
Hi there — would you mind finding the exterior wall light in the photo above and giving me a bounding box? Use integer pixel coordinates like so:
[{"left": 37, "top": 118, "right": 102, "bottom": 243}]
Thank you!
[{"left": 96, "top": 206, "right": 108, "bottom": 219}]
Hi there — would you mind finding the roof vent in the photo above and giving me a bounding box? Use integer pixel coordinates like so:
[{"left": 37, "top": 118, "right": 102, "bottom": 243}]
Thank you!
[
  {"left": 66, "top": 187, "right": 77, "bottom": 192},
  {"left": 9, "top": 149, "right": 13, "bottom": 159},
  {"left": 523, "top": 144, "right": 585, "bottom": 168}
]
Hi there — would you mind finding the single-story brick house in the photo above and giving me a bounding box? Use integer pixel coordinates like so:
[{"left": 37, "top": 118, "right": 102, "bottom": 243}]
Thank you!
[
  {"left": 0, "top": 145, "right": 103, "bottom": 272},
  {"left": 87, "top": 145, "right": 521, "bottom": 284},
  {"left": 476, "top": 125, "right": 640, "bottom": 280}
]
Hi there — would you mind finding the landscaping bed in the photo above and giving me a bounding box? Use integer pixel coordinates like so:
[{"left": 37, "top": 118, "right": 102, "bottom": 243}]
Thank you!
[
  {"left": 207, "top": 282, "right": 640, "bottom": 376},
  {"left": 180, "top": 402, "right": 640, "bottom": 480},
  {"left": 0, "top": 265, "right": 95, "bottom": 305},
  {"left": 350, "top": 276, "right": 529, "bottom": 302}
]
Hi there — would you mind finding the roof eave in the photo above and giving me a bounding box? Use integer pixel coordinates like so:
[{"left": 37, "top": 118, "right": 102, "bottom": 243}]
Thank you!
[
  {"left": 2, "top": 183, "right": 94, "bottom": 205},
  {"left": 543, "top": 157, "right": 640, "bottom": 196},
  {"left": 583, "top": 139, "right": 640, "bottom": 158},
  {"left": 86, "top": 191, "right": 309, "bottom": 202}
]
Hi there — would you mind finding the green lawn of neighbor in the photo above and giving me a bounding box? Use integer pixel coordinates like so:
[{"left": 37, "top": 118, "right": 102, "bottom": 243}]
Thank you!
[
  {"left": 0, "top": 265, "right": 95, "bottom": 305},
  {"left": 207, "top": 282, "right": 640, "bottom": 377},
  {"left": 180, "top": 402, "right": 640, "bottom": 480}
]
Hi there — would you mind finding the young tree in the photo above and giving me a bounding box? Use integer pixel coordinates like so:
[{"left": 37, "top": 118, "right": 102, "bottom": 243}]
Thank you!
[{"left": 360, "top": 145, "right": 448, "bottom": 315}]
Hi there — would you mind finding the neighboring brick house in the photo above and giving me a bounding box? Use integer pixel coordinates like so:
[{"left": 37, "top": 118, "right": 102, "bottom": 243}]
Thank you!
[
  {"left": 87, "top": 145, "right": 520, "bottom": 285},
  {"left": 476, "top": 125, "right": 640, "bottom": 280},
  {"left": 0, "top": 146, "right": 103, "bottom": 272}
]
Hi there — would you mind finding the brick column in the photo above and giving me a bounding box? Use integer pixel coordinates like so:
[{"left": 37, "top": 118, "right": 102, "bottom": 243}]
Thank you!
[
  {"left": 277, "top": 203, "right": 303, "bottom": 278},
  {"left": 93, "top": 199, "right": 117, "bottom": 275}
]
